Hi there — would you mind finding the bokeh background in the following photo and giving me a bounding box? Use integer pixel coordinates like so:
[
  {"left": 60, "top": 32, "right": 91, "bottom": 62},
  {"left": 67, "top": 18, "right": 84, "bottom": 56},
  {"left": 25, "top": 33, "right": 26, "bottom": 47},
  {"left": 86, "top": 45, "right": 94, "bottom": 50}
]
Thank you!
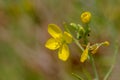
[{"left": 0, "top": 0, "right": 120, "bottom": 80}]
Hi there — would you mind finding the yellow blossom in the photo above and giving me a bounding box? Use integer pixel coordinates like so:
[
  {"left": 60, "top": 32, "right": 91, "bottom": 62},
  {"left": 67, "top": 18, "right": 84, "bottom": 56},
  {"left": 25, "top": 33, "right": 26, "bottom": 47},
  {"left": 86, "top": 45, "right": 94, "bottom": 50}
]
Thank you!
[
  {"left": 81, "top": 11, "right": 91, "bottom": 23},
  {"left": 45, "top": 24, "right": 72, "bottom": 61}
]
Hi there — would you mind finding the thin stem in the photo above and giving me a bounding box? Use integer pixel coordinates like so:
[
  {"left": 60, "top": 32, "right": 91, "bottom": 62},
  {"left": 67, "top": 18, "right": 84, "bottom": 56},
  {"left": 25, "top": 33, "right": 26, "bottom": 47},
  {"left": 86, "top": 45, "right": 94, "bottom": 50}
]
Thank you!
[
  {"left": 72, "top": 73, "right": 84, "bottom": 80},
  {"left": 89, "top": 54, "right": 99, "bottom": 80},
  {"left": 73, "top": 38, "right": 84, "bottom": 51},
  {"left": 82, "top": 68, "right": 92, "bottom": 80},
  {"left": 103, "top": 45, "right": 119, "bottom": 80},
  {"left": 103, "top": 64, "right": 114, "bottom": 80}
]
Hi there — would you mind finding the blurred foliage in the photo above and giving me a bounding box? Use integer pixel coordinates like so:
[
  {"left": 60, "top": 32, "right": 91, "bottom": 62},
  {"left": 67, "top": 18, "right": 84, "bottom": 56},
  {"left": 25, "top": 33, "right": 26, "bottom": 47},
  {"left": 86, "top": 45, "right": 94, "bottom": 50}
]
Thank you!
[{"left": 0, "top": 41, "right": 43, "bottom": 80}]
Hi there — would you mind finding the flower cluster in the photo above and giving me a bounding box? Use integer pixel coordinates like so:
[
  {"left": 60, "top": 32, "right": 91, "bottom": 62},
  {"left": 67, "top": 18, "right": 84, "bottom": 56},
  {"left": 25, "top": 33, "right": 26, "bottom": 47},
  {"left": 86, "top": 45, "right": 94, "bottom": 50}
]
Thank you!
[{"left": 45, "top": 11, "right": 109, "bottom": 63}]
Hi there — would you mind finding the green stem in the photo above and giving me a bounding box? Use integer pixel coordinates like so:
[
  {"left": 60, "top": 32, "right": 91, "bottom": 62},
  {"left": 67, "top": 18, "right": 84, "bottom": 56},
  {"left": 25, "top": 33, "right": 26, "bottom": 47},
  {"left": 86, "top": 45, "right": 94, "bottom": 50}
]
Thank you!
[
  {"left": 72, "top": 73, "right": 84, "bottom": 80},
  {"left": 90, "top": 54, "right": 99, "bottom": 80},
  {"left": 103, "top": 64, "right": 114, "bottom": 80},
  {"left": 103, "top": 45, "right": 119, "bottom": 80},
  {"left": 73, "top": 38, "right": 84, "bottom": 51},
  {"left": 82, "top": 68, "right": 92, "bottom": 80}
]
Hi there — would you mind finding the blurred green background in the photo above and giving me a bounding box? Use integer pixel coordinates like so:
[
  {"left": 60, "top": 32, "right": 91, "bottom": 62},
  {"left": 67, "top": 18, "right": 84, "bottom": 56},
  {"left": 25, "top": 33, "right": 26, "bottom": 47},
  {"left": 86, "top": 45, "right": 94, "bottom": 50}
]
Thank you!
[{"left": 0, "top": 0, "right": 120, "bottom": 80}]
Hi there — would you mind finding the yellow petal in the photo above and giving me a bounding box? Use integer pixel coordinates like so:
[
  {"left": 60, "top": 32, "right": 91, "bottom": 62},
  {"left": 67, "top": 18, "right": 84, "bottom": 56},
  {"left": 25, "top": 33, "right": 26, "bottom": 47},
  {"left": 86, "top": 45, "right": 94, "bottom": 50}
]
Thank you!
[
  {"left": 45, "top": 38, "right": 61, "bottom": 50},
  {"left": 63, "top": 31, "right": 73, "bottom": 44},
  {"left": 48, "top": 24, "right": 62, "bottom": 38},
  {"left": 58, "top": 44, "right": 69, "bottom": 61},
  {"left": 80, "top": 48, "right": 89, "bottom": 63},
  {"left": 80, "top": 43, "right": 90, "bottom": 62}
]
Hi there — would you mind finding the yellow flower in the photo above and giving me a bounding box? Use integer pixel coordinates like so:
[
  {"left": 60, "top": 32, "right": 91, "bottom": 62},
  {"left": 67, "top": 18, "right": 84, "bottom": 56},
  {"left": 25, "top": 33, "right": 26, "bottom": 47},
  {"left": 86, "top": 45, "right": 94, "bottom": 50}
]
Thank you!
[
  {"left": 80, "top": 43, "right": 90, "bottom": 63},
  {"left": 45, "top": 24, "right": 72, "bottom": 61},
  {"left": 81, "top": 11, "right": 91, "bottom": 23}
]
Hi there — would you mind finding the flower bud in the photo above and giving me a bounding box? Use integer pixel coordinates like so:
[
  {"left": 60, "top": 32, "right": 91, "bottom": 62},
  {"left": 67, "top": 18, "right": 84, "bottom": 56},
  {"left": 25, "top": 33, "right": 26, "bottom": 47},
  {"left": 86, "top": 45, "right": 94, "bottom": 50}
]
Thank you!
[
  {"left": 81, "top": 11, "right": 91, "bottom": 23},
  {"left": 102, "top": 41, "right": 110, "bottom": 46}
]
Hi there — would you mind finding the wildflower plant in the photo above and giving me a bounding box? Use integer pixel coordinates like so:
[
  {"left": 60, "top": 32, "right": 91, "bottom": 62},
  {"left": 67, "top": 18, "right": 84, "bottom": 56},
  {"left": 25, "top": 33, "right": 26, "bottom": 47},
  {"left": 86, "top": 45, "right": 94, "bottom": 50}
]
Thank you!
[{"left": 45, "top": 11, "right": 118, "bottom": 80}]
